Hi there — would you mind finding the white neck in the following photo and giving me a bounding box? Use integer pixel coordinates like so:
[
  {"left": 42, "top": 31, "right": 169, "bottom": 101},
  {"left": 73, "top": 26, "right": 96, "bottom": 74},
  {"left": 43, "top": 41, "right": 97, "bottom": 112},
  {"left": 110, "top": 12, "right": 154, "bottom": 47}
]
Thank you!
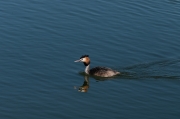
[{"left": 85, "top": 65, "right": 90, "bottom": 74}]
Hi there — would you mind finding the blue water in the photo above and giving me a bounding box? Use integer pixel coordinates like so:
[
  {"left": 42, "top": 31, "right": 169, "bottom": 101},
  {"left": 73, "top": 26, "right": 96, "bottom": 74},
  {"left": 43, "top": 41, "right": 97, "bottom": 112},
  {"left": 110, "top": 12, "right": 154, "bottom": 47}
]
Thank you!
[{"left": 0, "top": 0, "right": 180, "bottom": 119}]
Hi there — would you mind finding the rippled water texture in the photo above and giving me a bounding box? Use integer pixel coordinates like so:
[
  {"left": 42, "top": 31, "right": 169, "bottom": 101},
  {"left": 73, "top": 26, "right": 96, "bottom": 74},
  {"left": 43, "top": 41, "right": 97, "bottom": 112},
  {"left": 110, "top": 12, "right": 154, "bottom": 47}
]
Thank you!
[{"left": 0, "top": 0, "right": 180, "bottom": 119}]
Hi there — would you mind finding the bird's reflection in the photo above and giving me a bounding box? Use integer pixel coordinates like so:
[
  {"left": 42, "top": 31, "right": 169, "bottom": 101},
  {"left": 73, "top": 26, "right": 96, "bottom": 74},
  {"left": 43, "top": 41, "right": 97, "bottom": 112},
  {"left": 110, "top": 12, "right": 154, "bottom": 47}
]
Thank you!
[
  {"left": 74, "top": 72, "right": 120, "bottom": 92},
  {"left": 78, "top": 75, "right": 89, "bottom": 92}
]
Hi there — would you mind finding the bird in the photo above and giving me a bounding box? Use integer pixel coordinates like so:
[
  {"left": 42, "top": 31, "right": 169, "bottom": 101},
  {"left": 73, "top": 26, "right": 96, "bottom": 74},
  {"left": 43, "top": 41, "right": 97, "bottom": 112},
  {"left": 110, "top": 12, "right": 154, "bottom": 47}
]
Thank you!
[{"left": 74, "top": 55, "right": 120, "bottom": 77}]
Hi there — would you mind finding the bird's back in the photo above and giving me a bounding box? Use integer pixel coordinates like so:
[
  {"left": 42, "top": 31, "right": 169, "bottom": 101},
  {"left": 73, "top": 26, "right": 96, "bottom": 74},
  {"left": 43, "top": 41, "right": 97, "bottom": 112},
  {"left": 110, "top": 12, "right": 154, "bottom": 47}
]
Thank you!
[{"left": 89, "top": 67, "right": 120, "bottom": 77}]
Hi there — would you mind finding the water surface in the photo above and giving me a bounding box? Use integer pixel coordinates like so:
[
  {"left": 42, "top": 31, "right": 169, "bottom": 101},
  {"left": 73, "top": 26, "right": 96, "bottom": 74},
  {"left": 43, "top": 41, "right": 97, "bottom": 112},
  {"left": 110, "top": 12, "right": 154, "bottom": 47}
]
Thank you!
[{"left": 0, "top": 0, "right": 180, "bottom": 119}]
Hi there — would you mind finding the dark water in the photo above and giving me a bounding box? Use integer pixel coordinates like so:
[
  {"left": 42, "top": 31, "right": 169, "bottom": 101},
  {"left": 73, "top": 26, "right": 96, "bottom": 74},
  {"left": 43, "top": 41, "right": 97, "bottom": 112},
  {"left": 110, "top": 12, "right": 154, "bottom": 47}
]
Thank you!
[{"left": 0, "top": 0, "right": 180, "bottom": 119}]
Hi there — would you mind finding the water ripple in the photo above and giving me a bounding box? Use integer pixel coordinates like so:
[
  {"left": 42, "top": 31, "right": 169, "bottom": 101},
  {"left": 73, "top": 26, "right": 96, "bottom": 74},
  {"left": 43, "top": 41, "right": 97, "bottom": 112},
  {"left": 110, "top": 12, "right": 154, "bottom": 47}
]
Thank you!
[{"left": 121, "top": 59, "right": 180, "bottom": 80}]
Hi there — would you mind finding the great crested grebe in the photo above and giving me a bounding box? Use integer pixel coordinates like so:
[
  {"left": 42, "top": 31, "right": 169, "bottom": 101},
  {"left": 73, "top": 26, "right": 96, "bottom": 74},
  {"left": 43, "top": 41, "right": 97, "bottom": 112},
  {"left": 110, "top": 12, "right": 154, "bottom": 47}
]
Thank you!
[{"left": 74, "top": 55, "right": 120, "bottom": 77}]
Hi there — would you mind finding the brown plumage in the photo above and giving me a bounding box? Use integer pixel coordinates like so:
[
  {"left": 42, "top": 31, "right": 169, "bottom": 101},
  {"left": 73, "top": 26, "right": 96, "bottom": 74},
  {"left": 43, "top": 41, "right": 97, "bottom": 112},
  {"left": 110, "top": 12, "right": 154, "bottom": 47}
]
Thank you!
[{"left": 74, "top": 55, "right": 120, "bottom": 77}]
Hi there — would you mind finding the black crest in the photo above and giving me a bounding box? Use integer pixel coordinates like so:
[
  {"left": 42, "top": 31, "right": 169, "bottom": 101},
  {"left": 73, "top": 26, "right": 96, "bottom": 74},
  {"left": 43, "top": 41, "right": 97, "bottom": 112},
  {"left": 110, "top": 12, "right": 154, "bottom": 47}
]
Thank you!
[{"left": 80, "top": 55, "right": 89, "bottom": 59}]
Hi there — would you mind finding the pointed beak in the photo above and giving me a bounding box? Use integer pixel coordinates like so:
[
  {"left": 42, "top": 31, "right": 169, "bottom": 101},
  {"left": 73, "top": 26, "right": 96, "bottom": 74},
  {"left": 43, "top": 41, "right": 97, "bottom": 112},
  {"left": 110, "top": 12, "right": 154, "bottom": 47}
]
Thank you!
[{"left": 74, "top": 59, "right": 81, "bottom": 62}]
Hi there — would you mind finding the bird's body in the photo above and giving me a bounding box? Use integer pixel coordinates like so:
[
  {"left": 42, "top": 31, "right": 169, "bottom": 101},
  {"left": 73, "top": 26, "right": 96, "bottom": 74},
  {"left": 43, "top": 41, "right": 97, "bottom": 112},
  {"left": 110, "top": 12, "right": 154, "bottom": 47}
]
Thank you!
[
  {"left": 89, "top": 66, "right": 120, "bottom": 77},
  {"left": 74, "top": 55, "right": 120, "bottom": 77}
]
